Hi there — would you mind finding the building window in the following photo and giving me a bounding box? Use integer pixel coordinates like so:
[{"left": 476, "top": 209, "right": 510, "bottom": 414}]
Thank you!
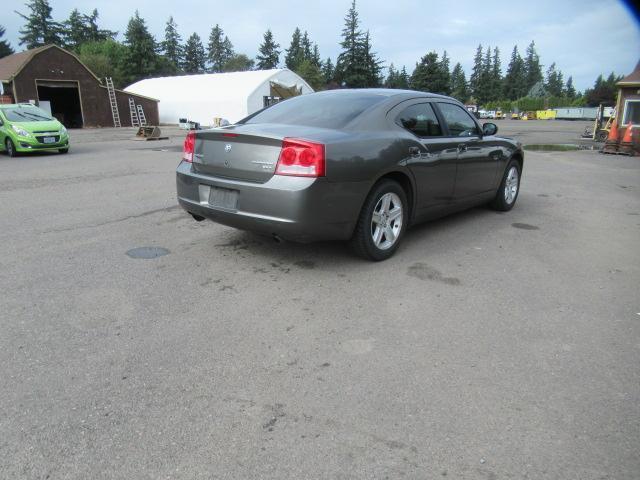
[
  {"left": 622, "top": 99, "right": 640, "bottom": 125},
  {"left": 263, "top": 96, "right": 281, "bottom": 108}
]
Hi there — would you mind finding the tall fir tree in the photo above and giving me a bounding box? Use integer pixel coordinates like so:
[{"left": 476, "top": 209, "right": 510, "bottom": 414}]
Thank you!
[
  {"left": 545, "top": 62, "right": 564, "bottom": 97},
  {"left": 207, "top": 25, "right": 234, "bottom": 72},
  {"left": 16, "top": 0, "right": 63, "bottom": 48},
  {"left": 523, "top": 40, "right": 542, "bottom": 91},
  {"left": 439, "top": 50, "right": 451, "bottom": 95},
  {"left": 0, "top": 26, "right": 14, "bottom": 58},
  {"left": 411, "top": 52, "right": 449, "bottom": 94},
  {"left": 564, "top": 76, "right": 576, "bottom": 99},
  {"left": 397, "top": 66, "right": 410, "bottom": 89},
  {"left": 284, "top": 28, "right": 304, "bottom": 70},
  {"left": 182, "top": 32, "right": 205, "bottom": 74},
  {"left": 335, "top": 0, "right": 380, "bottom": 88},
  {"left": 450, "top": 62, "right": 468, "bottom": 102},
  {"left": 469, "top": 44, "right": 484, "bottom": 99},
  {"left": 322, "top": 57, "right": 335, "bottom": 84},
  {"left": 84, "top": 9, "right": 115, "bottom": 43},
  {"left": 385, "top": 63, "right": 398, "bottom": 88},
  {"left": 490, "top": 47, "right": 502, "bottom": 101},
  {"left": 256, "top": 29, "right": 280, "bottom": 69},
  {"left": 162, "top": 16, "right": 183, "bottom": 70},
  {"left": 123, "top": 10, "right": 159, "bottom": 84},
  {"left": 503, "top": 45, "right": 526, "bottom": 100}
]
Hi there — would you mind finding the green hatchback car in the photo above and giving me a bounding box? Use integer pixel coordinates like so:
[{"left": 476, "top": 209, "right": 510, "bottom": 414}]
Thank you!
[{"left": 0, "top": 104, "right": 70, "bottom": 157}]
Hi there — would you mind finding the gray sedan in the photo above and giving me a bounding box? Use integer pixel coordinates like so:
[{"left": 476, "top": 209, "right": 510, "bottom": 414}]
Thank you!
[{"left": 176, "top": 89, "right": 523, "bottom": 260}]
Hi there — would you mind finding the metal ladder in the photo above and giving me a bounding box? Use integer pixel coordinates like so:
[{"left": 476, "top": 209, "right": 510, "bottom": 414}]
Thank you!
[
  {"left": 136, "top": 104, "right": 147, "bottom": 126},
  {"left": 129, "top": 98, "right": 140, "bottom": 127},
  {"left": 105, "top": 77, "right": 120, "bottom": 127}
]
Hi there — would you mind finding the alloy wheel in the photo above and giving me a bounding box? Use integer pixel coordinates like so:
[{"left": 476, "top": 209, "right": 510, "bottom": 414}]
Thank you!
[
  {"left": 371, "top": 192, "right": 403, "bottom": 250},
  {"left": 504, "top": 166, "right": 519, "bottom": 204}
]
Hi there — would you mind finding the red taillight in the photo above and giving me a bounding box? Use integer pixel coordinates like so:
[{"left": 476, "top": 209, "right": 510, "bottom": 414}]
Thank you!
[
  {"left": 182, "top": 131, "right": 196, "bottom": 162},
  {"left": 276, "top": 138, "right": 325, "bottom": 177}
]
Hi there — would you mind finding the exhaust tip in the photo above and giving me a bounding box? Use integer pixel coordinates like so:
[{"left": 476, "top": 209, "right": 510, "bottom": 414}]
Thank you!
[{"left": 190, "top": 213, "right": 205, "bottom": 222}]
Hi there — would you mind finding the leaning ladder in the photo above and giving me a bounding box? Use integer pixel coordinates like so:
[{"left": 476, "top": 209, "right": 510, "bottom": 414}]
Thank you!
[
  {"left": 129, "top": 98, "right": 140, "bottom": 127},
  {"left": 136, "top": 104, "right": 147, "bottom": 126},
  {"left": 105, "top": 77, "right": 121, "bottom": 127}
]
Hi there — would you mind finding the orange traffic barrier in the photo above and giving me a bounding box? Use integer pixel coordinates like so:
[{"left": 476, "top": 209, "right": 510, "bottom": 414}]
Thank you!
[
  {"left": 618, "top": 125, "right": 637, "bottom": 156},
  {"left": 601, "top": 120, "right": 620, "bottom": 154}
]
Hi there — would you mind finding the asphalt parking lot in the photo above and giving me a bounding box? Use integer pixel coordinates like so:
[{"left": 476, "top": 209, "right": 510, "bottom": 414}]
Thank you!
[{"left": 1, "top": 120, "right": 639, "bottom": 479}]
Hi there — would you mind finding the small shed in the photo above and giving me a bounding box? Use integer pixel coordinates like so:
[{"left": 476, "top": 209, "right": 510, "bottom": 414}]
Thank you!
[
  {"left": 0, "top": 45, "right": 158, "bottom": 128},
  {"left": 125, "top": 69, "right": 313, "bottom": 126},
  {"left": 617, "top": 60, "right": 640, "bottom": 128}
]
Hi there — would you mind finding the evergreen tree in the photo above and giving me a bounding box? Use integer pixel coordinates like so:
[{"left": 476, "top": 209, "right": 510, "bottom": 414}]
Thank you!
[
  {"left": 162, "top": 16, "right": 182, "bottom": 70},
  {"left": 564, "top": 76, "right": 576, "bottom": 99},
  {"left": 503, "top": 45, "right": 526, "bottom": 100},
  {"left": 256, "top": 29, "right": 280, "bottom": 69},
  {"left": 222, "top": 54, "right": 254, "bottom": 72},
  {"left": 207, "top": 25, "right": 234, "bottom": 72},
  {"left": 474, "top": 46, "right": 493, "bottom": 103},
  {"left": 397, "top": 66, "right": 410, "bottom": 89},
  {"left": 490, "top": 47, "right": 502, "bottom": 101},
  {"left": 63, "top": 9, "right": 85, "bottom": 50},
  {"left": 523, "top": 40, "right": 542, "bottom": 91},
  {"left": 450, "top": 62, "right": 468, "bottom": 102},
  {"left": 385, "top": 63, "right": 398, "bottom": 88},
  {"left": 469, "top": 44, "right": 483, "bottom": 98},
  {"left": 584, "top": 72, "right": 622, "bottom": 106},
  {"left": 284, "top": 28, "right": 304, "bottom": 70},
  {"left": 84, "top": 9, "right": 116, "bottom": 43},
  {"left": 438, "top": 50, "right": 451, "bottom": 95},
  {"left": 63, "top": 8, "right": 115, "bottom": 51},
  {"left": 0, "top": 26, "right": 15, "bottom": 58},
  {"left": 411, "top": 52, "right": 448, "bottom": 94},
  {"left": 16, "top": 0, "right": 63, "bottom": 48},
  {"left": 545, "top": 62, "right": 564, "bottom": 97},
  {"left": 183, "top": 33, "right": 205, "bottom": 74},
  {"left": 322, "top": 57, "right": 335, "bottom": 84},
  {"left": 311, "top": 44, "right": 322, "bottom": 68},
  {"left": 335, "top": 1, "right": 380, "bottom": 88},
  {"left": 123, "top": 10, "right": 159, "bottom": 84}
]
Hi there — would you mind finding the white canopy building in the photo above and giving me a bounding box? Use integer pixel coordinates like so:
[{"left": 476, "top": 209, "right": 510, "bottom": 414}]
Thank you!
[{"left": 125, "top": 69, "right": 313, "bottom": 126}]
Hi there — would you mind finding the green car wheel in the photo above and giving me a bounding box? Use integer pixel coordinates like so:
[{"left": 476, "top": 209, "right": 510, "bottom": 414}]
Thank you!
[{"left": 5, "top": 138, "right": 17, "bottom": 157}]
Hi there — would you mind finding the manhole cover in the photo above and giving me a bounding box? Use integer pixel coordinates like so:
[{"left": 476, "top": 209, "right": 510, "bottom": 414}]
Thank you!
[{"left": 126, "top": 247, "right": 170, "bottom": 259}]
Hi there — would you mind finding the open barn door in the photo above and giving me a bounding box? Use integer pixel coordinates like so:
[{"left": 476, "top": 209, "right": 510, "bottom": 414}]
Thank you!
[{"left": 36, "top": 80, "right": 83, "bottom": 128}]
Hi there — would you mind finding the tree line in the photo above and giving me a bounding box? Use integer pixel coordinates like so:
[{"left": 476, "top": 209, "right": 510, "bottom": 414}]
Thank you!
[{"left": 1, "top": 0, "right": 622, "bottom": 108}]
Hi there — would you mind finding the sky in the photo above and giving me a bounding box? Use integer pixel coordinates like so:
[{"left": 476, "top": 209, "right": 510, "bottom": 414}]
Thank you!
[{"left": 3, "top": 0, "right": 639, "bottom": 91}]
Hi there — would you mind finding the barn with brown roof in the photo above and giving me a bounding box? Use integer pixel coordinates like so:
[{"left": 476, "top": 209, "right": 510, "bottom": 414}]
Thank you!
[{"left": 0, "top": 45, "right": 158, "bottom": 128}]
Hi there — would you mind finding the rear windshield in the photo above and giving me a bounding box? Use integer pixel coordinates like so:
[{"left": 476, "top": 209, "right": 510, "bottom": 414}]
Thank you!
[
  {"left": 2, "top": 106, "right": 53, "bottom": 122},
  {"left": 241, "top": 92, "right": 387, "bottom": 129}
]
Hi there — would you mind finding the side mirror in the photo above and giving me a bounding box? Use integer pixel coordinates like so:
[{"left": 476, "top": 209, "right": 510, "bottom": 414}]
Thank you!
[{"left": 483, "top": 122, "right": 498, "bottom": 136}]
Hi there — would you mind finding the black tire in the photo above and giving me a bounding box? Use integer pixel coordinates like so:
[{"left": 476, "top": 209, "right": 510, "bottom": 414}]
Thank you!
[
  {"left": 58, "top": 148, "right": 69, "bottom": 154},
  {"left": 350, "top": 179, "right": 408, "bottom": 261},
  {"left": 491, "top": 160, "right": 521, "bottom": 211},
  {"left": 596, "top": 131, "right": 608, "bottom": 142},
  {"left": 5, "top": 138, "right": 17, "bottom": 157}
]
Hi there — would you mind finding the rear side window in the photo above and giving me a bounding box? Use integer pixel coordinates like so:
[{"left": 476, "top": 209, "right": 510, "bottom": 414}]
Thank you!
[
  {"left": 437, "top": 103, "right": 480, "bottom": 137},
  {"left": 242, "top": 92, "right": 387, "bottom": 129},
  {"left": 395, "top": 103, "right": 442, "bottom": 137}
]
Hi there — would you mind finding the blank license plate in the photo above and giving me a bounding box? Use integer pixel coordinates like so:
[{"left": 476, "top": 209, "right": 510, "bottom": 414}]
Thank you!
[
  {"left": 43, "top": 137, "right": 56, "bottom": 144},
  {"left": 208, "top": 187, "right": 238, "bottom": 210}
]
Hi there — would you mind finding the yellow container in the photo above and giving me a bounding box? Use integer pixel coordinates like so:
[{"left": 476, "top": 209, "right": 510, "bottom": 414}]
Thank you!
[{"left": 536, "top": 110, "right": 557, "bottom": 120}]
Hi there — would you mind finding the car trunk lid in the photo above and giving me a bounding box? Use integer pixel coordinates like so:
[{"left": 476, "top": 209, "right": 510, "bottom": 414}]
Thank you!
[{"left": 192, "top": 129, "right": 283, "bottom": 183}]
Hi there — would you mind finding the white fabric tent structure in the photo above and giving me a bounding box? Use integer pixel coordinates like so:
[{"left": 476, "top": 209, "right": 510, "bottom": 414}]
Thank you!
[{"left": 124, "top": 69, "right": 313, "bottom": 126}]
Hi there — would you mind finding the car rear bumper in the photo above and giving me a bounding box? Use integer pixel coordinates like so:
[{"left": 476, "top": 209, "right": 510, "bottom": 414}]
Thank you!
[{"left": 176, "top": 161, "right": 367, "bottom": 242}]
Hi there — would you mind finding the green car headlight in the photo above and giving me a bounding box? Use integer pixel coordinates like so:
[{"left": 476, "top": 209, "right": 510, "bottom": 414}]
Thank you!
[
  {"left": 60, "top": 125, "right": 68, "bottom": 135},
  {"left": 11, "top": 124, "right": 31, "bottom": 137}
]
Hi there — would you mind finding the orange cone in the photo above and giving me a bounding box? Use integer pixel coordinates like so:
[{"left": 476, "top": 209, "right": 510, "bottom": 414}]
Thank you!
[
  {"left": 601, "top": 120, "right": 619, "bottom": 154},
  {"left": 618, "top": 125, "right": 636, "bottom": 156}
]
